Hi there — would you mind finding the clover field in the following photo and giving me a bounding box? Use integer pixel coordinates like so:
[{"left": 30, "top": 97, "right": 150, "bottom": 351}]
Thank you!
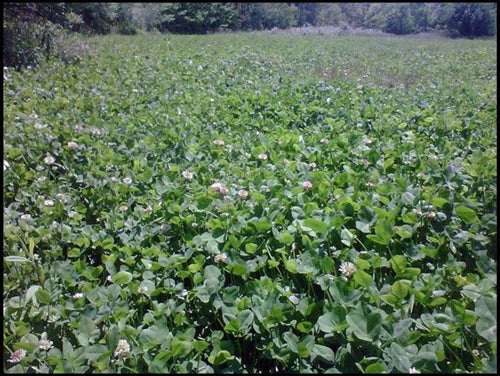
[{"left": 3, "top": 33, "right": 497, "bottom": 373}]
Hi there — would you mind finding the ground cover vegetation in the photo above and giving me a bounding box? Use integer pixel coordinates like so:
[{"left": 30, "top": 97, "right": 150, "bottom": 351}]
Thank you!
[
  {"left": 3, "top": 5, "right": 498, "bottom": 376},
  {"left": 3, "top": 3, "right": 497, "bottom": 70}
]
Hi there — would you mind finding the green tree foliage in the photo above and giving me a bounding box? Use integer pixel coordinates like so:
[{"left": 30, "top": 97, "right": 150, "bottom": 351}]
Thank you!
[
  {"left": 382, "top": 3, "right": 416, "bottom": 35},
  {"left": 3, "top": 2, "right": 85, "bottom": 69},
  {"left": 261, "top": 3, "right": 298, "bottom": 30},
  {"left": 445, "top": 3, "right": 497, "bottom": 38},
  {"left": 294, "top": 3, "right": 319, "bottom": 26},
  {"left": 158, "top": 3, "right": 239, "bottom": 34},
  {"left": 316, "top": 4, "right": 344, "bottom": 27}
]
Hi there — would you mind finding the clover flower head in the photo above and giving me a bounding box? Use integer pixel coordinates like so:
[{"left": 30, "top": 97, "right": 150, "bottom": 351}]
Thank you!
[
  {"left": 44, "top": 155, "right": 55, "bottom": 165},
  {"left": 237, "top": 189, "right": 249, "bottom": 199},
  {"left": 114, "top": 339, "right": 131, "bottom": 359},
  {"left": 320, "top": 137, "right": 329, "bottom": 144},
  {"left": 67, "top": 141, "right": 78, "bottom": 149},
  {"left": 213, "top": 139, "right": 225, "bottom": 146},
  {"left": 258, "top": 153, "right": 268, "bottom": 161},
  {"left": 7, "top": 349, "right": 26, "bottom": 363},
  {"left": 302, "top": 181, "right": 313, "bottom": 190},
  {"left": 182, "top": 170, "right": 193, "bottom": 180},
  {"left": 288, "top": 295, "right": 300, "bottom": 305},
  {"left": 409, "top": 367, "right": 421, "bottom": 374},
  {"left": 119, "top": 205, "right": 128, "bottom": 212},
  {"left": 73, "top": 292, "right": 84, "bottom": 299},
  {"left": 362, "top": 137, "right": 372, "bottom": 145},
  {"left": 20, "top": 213, "right": 32, "bottom": 220},
  {"left": 39, "top": 339, "right": 54, "bottom": 351},
  {"left": 339, "top": 262, "right": 357, "bottom": 279},
  {"left": 309, "top": 162, "right": 317, "bottom": 168},
  {"left": 122, "top": 177, "right": 132, "bottom": 185},
  {"left": 144, "top": 205, "right": 153, "bottom": 214},
  {"left": 214, "top": 253, "right": 228, "bottom": 263},
  {"left": 137, "top": 284, "right": 148, "bottom": 294},
  {"left": 44, "top": 199, "right": 55, "bottom": 207}
]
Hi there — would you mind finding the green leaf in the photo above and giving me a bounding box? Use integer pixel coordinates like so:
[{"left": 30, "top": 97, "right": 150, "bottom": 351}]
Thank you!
[
  {"left": 312, "top": 344, "right": 335, "bottom": 363},
  {"left": 455, "top": 205, "right": 478, "bottom": 224},
  {"left": 112, "top": 271, "right": 132, "bottom": 285},
  {"left": 245, "top": 243, "right": 258, "bottom": 254},
  {"left": 340, "top": 228, "right": 355, "bottom": 246},
  {"left": 353, "top": 269, "right": 372, "bottom": 288},
  {"left": 285, "top": 260, "right": 298, "bottom": 274},
  {"left": 208, "top": 350, "right": 234, "bottom": 365},
  {"left": 391, "top": 280, "right": 410, "bottom": 300},
  {"left": 35, "top": 288, "right": 51, "bottom": 305},
  {"left": 365, "top": 362, "right": 388, "bottom": 373},
  {"left": 297, "top": 321, "right": 313, "bottom": 334},
  {"left": 303, "top": 218, "right": 329, "bottom": 233},
  {"left": 475, "top": 296, "right": 497, "bottom": 342},
  {"left": 280, "top": 232, "right": 295, "bottom": 245}
]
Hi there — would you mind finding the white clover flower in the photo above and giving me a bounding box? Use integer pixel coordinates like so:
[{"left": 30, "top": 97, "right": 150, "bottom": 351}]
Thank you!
[
  {"left": 365, "top": 182, "right": 374, "bottom": 187},
  {"left": 39, "top": 339, "right": 54, "bottom": 351},
  {"left": 137, "top": 284, "right": 148, "bottom": 294},
  {"left": 409, "top": 367, "right": 421, "bottom": 374},
  {"left": 144, "top": 206, "right": 153, "bottom": 214},
  {"left": 258, "top": 153, "right": 268, "bottom": 161},
  {"left": 339, "top": 262, "right": 357, "bottom": 279},
  {"left": 192, "top": 222, "right": 198, "bottom": 228},
  {"left": 7, "top": 349, "right": 26, "bottom": 363},
  {"left": 214, "top": 253, "right": 228, "bottom": 263},
  {"left": 73, "top": 292, "right": 84, "bottom": 299},
  {"left": 106, "top": 275, "right": 113, "bottom": 283},
  {"left": 362, "top": 137, "right": 372, "bottom": 145},
  {"left": 47, "top": 314, "right": 58, "bottom": 323},
  {"left": 182, "top": 170, "right": 193, "bottom": 180},
  {"left": 320, "top": 138, "right": 329, "bottom": 144},
  {"left": 34, "top": 122, "right": 46, "bottom": 130},
  {"left": 288, "top": 295, "right": 300, "bottom": 305},
  {"left": 44, "top": 155, "right": 55, "bottom": 165},
  {"left": 211, "top": 182, "right": 223, "bottom": 191},
  {"left": 118, "top": 205, "right": 128, "bottom": 212},
  {"left": 56, "top": 193, "right": 69, "bottom": 203},
  {"left": 67, "top": 141, "right": 78, "bottom": 149},
  {"left": 122, "top": 177, "right": 132, "bottom": 185},
  {"left": 302, "top": 181, "right": 313, "bottom": 190},
  {"left": 44, "top": 199, "right": 55, "bottom": 207},
  {"left": 92, "top": 128, "right": 102, "bottom": 136},
  {"left": 110, "top": 176, "right": 118, "bottom": 183},
  {"left": 4, "top": 160, "right": 10, "bottom": 172},
  {"left": 472, "top": 349, "right": 480, "bottom": 357},
  {"left": 114, "top": 339, "right": 131, "bottom": 359},
  {"left": 238, "top": 189, "right": 249, "bottom": 199},
  {"left": 213, "top": 139, "right": 225, "bottom": 146},
  {"left": 309, "top": 162, "right": 317, "bottom": 168},
  {"left": 326, "top": 97, "right": 331, "bottom": 104},
  {"left": 20, "top": 213, "right": 32, "bottom": 220}
]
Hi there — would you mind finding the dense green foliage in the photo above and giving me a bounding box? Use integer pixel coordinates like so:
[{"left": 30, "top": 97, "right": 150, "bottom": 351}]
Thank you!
[
  {"left": 3, "top": 32, "right": 497, "bottom": 373},
  {"left": 3, "top": 3, "right": 497, "bottom": 69}
]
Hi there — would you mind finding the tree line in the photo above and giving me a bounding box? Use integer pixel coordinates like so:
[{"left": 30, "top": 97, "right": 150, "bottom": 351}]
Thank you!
[{"left": 3, "top": 3, "right": 497, "bottom": 69}]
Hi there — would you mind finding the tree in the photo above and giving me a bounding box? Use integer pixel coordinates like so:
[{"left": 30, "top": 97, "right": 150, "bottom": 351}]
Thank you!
[
  {"left": 383, "top": 3, "right": 416, "bottom": 35},
  {"left": 446, "top": 3, "right": 497, "bottom": 38},
  {"left": 316, "top": 3, "right": 344, "bottom": 27},
  {"left": 158, "top": 3, "right": 238, "bottom": 34}
]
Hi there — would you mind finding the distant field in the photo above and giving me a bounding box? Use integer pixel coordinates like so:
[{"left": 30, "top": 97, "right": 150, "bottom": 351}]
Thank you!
[{"left": 3, "top": 33, "right": 497, "bottom": 373}]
